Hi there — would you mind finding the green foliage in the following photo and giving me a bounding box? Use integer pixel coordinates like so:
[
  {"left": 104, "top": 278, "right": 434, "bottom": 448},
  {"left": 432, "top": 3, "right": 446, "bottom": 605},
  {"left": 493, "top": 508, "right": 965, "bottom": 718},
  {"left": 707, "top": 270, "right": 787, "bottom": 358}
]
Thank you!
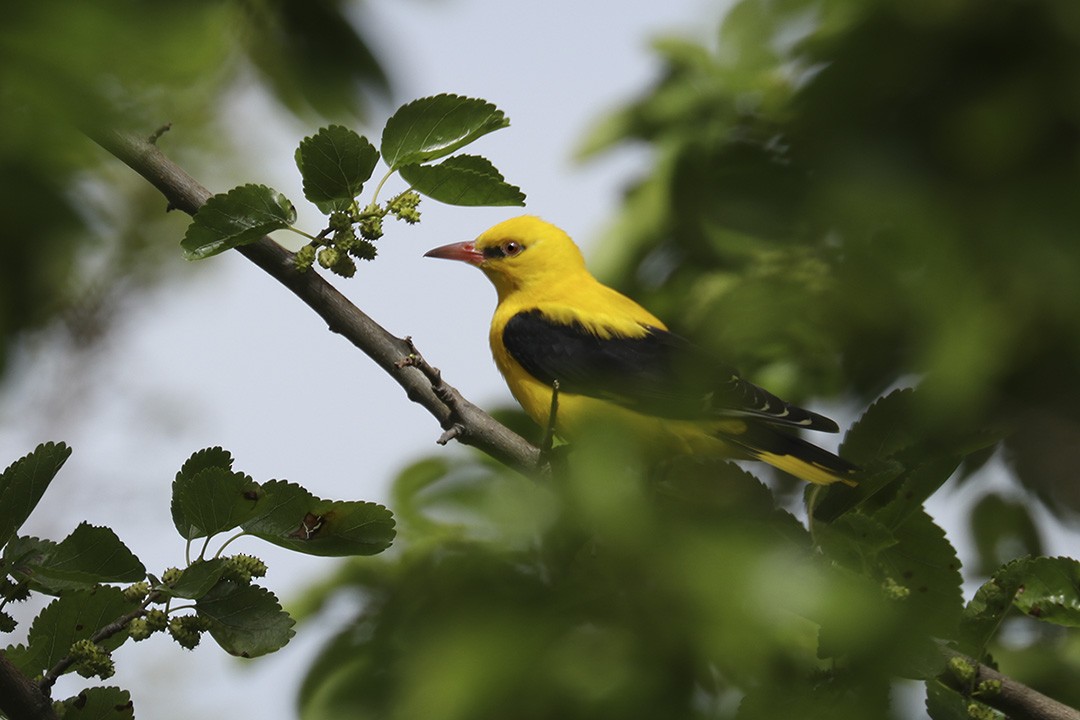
[
  {"left": 242, "top": 479, "right": 396, "bottom": 557},
  {"left": 196, "top": 581, "right": 294, "bottom": 658},
  {"left": 283, "top": 3, "right": 1080, "bottom": 716},
  {"left": 58, "top": 687, "right": 134, "bottom": 720},
  {"left": 295, "top": 125, "right": 380, "bottom": 214},
  {"left": 0, "top": 0, "right": 390, "bottom": 376},
  {"left": 181, "top": 93, "right": 524, "bottom": 276},
  {"left": 181, "top": 185, "right": 298, "bottom": 260},
  {"left": 380, "top": 94, "right": 510, "bottom": 170},
  {"left": 0, "top": 443, "right": 394, "bottom": 715},
  {"left": 0, "top": 442, "right": 71, "bottom": 548},
  {"left": 399, "top": 155, "right": 526, "bottom": 207}
]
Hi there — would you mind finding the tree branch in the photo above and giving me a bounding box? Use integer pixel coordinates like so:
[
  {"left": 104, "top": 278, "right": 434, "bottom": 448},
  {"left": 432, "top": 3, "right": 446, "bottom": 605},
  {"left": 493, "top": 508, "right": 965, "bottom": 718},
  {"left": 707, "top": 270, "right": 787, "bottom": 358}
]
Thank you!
[
  {"left": 939, "top": 650, "right": 1080, "bottom": 720},
  {"left": 0, "top": 651, "right": 60, "bottom": 720},
  {"left": 86, "top": 127, "right": 539, "bottom": 474}
]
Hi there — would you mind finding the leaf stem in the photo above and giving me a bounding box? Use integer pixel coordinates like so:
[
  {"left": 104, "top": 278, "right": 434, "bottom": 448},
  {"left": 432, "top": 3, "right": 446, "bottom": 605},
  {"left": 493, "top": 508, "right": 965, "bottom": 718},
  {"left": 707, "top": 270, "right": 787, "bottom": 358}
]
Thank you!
[
  {"left": 213, "top": 531, "right": 249, "bottom": 559},
  {"left": 370, "top": 168, "right": 396, "bottom": 205}
]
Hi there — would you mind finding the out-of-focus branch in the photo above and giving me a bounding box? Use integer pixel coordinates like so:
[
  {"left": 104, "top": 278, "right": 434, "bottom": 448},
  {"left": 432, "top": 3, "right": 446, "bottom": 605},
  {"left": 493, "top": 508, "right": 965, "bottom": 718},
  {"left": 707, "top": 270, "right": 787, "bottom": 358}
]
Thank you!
[
  {"left": 87, "top": 127, "right": 539, "bottom": 474},
  {"left": 0, "top": 651, "right": 59, "bottom": 720}
]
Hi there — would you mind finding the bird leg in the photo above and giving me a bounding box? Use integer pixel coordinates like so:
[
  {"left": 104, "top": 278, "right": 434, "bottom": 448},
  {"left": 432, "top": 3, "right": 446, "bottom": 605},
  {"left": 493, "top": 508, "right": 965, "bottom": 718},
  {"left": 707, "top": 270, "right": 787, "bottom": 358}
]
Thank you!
[{"left": 537, "top": 380, "right": 560, "bottom": 468}]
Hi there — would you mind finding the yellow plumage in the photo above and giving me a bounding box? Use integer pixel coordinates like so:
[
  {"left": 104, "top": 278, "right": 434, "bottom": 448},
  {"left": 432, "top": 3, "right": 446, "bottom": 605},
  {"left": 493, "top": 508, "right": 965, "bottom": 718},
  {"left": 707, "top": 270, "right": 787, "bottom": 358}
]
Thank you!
[{"left": 426, "top": 215, "right": 857, "bottom": 485}]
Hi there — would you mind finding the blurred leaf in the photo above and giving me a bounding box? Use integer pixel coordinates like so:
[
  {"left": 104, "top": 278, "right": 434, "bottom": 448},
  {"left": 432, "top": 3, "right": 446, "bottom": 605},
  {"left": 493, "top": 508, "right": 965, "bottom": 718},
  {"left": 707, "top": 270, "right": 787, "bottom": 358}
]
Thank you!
[
  {"left": 925, "top": 679, "right": 976, "bottom": 720},
  {"left": 196, "top": 580, "right": 295, "bottom": 658},
  {"left": 181, "top": 184, "right": 296, "bottom": 260},
  {"left": 381, "top": 94, "right": 509, "bottom": 170},
  {"left": 295, "top": 125, "right": 379, "bottom": 214},
  {"left": 171, "top": 464, "right": 260, "bottom": 541},
  {"left": 242, "top": 0, "right": 389, "bottom": 118},
  {"left": 59, "top": 687, "right": 135, "bottom": 720},
  {"left": 0, "top": 442, "right": 71, "bottom": 548},
  {"left": 400, "top": 154, "right": 525, "bottom": 206},
  {"left": 1009, "top": 556, "right": 1080, "bottom": 628},
  {"left": 970, "top": 493, "right": 1043, "bottom": 576},
  {"left": 242, "top": 479, "right": 395, "bottom": 556}
]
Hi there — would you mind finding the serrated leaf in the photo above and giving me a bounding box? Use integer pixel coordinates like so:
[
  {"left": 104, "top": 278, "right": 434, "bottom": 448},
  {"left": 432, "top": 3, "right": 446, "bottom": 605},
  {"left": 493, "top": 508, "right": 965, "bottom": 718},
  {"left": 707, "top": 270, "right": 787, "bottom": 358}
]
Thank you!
[
  {"left": 33, "top": 523, "right": 145, "bottom": 586},
  {"left": 840, "top": 389, "right": 920, "bottom": 465},
  {"left": 242, "top": 479, "right": 395, "bottom": 556},
  {"left": 160, "top": 558, "right": 228, "bottom": 600},
  {"left": 171, "top": 466, "right": 261, "bottom": 541},
  {"left": 11, "top": 587, "right": 136, "bottom": 676},
  {"left": 181, "top": 184, "right": 296, "bottom": 260},
  {"left": 879, "top": 508, "right": 964, "bottom": 642},
  {"left": 196, "top": 581, "right": 295, "bottom": 657},
  {"left": 178, "top": 447, "right": 234, "bottom": 479},
  {"left": 381, "top": 94, "right": 509, "bottom": 170},
  {"left": 59, "top": 687, "right": 135, "bottom": 720},
  {"left": 295, "top": 125, "right": 379, "bottom": 214},
  {"left": 0, "top": 442, "right": 71, "bottom": 548},
  {"left": 400, "top": 155, "right": 525, "bottom": 206},
  {"left": 1009, "top": 556, "right": 1080, "bottom": 627},
  {"left": 958, "top": 560, "right": 1026, "bottom": 656}
]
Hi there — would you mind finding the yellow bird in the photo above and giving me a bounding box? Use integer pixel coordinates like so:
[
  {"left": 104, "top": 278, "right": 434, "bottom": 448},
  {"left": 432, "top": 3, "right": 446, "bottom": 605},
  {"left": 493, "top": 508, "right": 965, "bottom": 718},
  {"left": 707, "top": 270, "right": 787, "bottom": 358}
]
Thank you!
[{"left": 425, "top": 215, "right": 857, "bottom": 485}]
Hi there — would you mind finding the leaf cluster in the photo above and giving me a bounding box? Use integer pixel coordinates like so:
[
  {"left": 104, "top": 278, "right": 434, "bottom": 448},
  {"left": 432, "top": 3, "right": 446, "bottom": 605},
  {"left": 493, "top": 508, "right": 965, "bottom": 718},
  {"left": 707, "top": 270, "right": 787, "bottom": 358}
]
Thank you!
[
  {"left": 292, "top": 391, "right": 1080, "bottom": 720},
  {"left": 182, "top": 94, "right": 526, "bottom": 277},
  {"left": 0, "top": 442, "right": 395, "bottom": 717}
]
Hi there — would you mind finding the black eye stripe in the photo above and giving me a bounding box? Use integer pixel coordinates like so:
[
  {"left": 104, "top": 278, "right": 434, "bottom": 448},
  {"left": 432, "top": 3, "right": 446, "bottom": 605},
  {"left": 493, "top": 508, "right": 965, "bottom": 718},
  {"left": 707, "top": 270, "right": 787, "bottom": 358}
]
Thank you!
[{"left": 482, "top": 245, "right": 505, "bottom": 259}]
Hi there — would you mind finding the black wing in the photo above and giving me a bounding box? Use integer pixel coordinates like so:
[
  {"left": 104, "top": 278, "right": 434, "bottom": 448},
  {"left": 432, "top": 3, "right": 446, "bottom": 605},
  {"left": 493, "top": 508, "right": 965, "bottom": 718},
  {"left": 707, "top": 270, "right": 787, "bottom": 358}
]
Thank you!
[{"left": 502, "top": 309, "right": 838, "bottom": 432}]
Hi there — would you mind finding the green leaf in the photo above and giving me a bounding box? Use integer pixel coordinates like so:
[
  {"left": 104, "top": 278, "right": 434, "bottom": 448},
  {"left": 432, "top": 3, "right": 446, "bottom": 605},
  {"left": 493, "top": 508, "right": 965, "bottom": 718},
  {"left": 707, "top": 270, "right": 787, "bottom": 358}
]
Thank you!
[
  {"left": 8, "top": 587, "right": 136, "bottom": 676},
  {"left": 399, "top": 155, "right": 525, "bottom": 206},
  {"left": 840, "top": 389, "right": 921, "bottom": 465},
  {"left": 59, "top": 687, "right": 135, "bottom": 720},
  {"left": 196, "top": 581, "right": 295, "bottom": 657},
  {"left": 958, "top": 560, "right": 1026, "bottom": 656},
  {"left": 970, "top": 493, "right": 1043, "bottom": 576},
  {"left": 879, "top": 508, "right": 964, "bottom": 643},
  {"left": 1009, "top": 556, "right": 1080, "bottom": 627},
  {"left": 171, "top": 465, "right": 261, "bottom": 541},
  {"left": 181, "top": 184, "right": 296, "bottom": 260},
  {"left": 295, "top": 125, "right": 379, "bottom": 213},
  {"left": 160, "top": 558, "right": 228, "bottom": 600},
  {"left": 242, "top": 479, "right": 395, "bottom": 556},
  {"left": 33, "top": 523, "right": 145, "bottom": 587},
  {"left": 925, "top": 680, "right": 975, "bottom": 720},
  {"left": 0, "top": 442, "right": 71, "bottom": 548},
  {"left": 178, "top": 446, "right": 235, "bottom": 478},
  {"left": 380, "top": 94, "right": 509, "bottom": 170}
]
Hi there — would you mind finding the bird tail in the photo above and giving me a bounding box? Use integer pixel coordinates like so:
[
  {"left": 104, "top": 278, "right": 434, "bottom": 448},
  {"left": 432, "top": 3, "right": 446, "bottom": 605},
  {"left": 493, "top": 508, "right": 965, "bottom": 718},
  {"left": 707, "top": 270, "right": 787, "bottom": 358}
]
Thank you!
[{"left": 715, "top": 422, "right": 859, "bottom": 486}]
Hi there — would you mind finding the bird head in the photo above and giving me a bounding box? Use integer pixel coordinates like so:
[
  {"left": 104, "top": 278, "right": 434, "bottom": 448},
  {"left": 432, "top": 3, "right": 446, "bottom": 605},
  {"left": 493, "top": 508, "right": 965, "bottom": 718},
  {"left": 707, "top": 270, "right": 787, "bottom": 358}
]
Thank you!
[{"left": 425, "top": 216, "right": 587, "bottom": 300}]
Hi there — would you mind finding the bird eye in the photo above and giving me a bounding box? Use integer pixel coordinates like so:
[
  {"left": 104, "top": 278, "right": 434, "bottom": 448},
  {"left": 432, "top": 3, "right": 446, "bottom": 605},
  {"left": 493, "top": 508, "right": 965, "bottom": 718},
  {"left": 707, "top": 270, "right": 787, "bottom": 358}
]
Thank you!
[{"left": 503, "top": 241, "right": 524, "bottom": 256}]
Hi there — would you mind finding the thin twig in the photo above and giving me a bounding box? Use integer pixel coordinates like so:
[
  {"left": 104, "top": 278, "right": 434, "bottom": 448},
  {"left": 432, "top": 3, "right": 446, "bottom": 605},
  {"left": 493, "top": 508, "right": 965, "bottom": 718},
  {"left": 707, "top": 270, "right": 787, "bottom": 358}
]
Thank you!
[{"left": 38, "top": 595, "right": 159, "bottom": 695}]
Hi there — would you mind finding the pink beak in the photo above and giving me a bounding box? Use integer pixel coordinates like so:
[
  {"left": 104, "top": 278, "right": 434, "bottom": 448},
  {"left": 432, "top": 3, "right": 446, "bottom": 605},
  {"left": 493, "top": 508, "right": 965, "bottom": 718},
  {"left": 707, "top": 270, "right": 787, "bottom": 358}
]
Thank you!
[{"left": 424, "top": 241, "right": 484, "bottom": 266}]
